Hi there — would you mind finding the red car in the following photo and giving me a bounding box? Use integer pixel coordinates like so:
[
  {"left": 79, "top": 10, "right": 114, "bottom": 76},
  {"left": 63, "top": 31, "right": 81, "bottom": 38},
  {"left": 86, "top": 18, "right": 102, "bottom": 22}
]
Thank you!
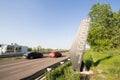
[{"left": 48, "top": 52, "right": 62, "bottom": 58}]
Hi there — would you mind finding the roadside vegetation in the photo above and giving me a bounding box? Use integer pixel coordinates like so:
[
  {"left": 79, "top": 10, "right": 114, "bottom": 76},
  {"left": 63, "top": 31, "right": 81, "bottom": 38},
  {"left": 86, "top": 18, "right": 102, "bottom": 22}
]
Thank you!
[
  {"left": 46, "top": 61, "right": 80, "bottom": 80},
  {"left": 88, "top": 3, "right": 120, "bottom": 51},
  {"left": 83, "top": 48, "right": 120, "bottom": 80},
  {"left": 83, "top": 3, "right": 120, "bottom": 80},
  {"left": 28, "top": 46, "right": 69, "bottom": 53},
  {"left": 0, "top": 56, "right": 23, "bottom": 61}
]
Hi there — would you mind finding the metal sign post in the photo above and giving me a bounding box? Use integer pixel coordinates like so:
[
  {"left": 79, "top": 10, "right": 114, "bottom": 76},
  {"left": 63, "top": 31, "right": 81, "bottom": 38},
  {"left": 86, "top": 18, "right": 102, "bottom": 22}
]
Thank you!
[{"left": 70, "top": 18, "right": 91, "bottom": 71}]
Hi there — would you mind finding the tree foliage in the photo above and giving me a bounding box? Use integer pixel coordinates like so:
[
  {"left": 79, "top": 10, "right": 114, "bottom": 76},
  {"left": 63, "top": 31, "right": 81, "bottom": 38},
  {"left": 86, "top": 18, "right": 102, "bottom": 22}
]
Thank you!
[{"left": 88, "top": 3, "right": 120, "bottom": 51}]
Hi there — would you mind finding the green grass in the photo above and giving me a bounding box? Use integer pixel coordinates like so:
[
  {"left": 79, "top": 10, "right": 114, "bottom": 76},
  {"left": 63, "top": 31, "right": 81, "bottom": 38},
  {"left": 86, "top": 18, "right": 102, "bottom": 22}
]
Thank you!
[
  {"left": 45, "top": 48, "right": 120, "bottom": 80},
  {"left": 83, "top": 49, "right": 120, "bottom": 80},
  {"left": 0, "top": 56, "right": 23, "bottom": 61},
  {"left": 46, "top": 61, "right": 80, "bottom": 80}
]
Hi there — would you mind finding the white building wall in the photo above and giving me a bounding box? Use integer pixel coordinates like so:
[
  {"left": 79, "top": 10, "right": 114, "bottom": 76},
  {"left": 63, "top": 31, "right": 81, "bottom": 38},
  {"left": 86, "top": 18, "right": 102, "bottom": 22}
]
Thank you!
[
  {"left": 0, "top": 44, "right": 28, "bottom": 55},
  {"left": 21, "top": 46, "right": 28, "bottom": 53}
]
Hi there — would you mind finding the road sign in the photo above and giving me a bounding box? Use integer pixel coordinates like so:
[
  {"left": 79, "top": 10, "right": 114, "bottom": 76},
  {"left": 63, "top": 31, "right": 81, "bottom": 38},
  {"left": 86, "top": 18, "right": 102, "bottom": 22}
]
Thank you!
[{"left": 70, "top": 18, "right": 91, "bottom": 71}]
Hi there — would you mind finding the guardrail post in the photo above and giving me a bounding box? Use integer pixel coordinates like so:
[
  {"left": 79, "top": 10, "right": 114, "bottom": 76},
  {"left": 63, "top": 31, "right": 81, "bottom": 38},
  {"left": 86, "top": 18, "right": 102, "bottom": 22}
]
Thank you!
[
  {"left": 60, "top": 61, "right": 64, "bottom": 64},
  {"left": 47, "top": 68, "right": 52, "bottom": 72}
]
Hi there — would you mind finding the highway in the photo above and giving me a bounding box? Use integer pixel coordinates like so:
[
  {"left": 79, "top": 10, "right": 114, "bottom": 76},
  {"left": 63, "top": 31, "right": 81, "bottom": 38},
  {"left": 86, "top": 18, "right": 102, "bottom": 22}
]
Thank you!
[{"left": 0, "top": 53, "right": 69, "bottom": 80}]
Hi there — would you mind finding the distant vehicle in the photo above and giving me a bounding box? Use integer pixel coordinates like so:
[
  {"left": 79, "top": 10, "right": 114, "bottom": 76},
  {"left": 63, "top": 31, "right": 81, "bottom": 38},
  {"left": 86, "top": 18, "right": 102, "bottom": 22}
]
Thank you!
[
  {"left": 48, "top": 52, "right": 62, "bottom": 58},
  {"left": 23, "top": 52, "right": 43, "bottom": 59}
]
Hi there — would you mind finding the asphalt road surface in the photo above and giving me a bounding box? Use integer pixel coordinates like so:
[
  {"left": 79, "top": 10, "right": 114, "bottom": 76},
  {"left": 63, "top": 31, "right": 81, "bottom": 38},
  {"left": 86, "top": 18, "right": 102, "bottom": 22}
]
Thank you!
[{"left": 0, "top": 53, "right": 69, "bottom": 80}]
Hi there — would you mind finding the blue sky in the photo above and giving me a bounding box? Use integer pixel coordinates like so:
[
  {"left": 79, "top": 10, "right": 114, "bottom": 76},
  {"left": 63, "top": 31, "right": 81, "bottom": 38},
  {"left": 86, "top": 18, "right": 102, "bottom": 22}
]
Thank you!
[{"left": 0, "top": 0, "right": 120, "bottom": 49}]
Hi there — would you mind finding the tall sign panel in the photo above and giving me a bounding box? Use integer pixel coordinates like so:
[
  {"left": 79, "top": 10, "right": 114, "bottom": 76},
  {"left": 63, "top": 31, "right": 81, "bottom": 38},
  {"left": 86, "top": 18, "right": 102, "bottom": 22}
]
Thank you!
[{"left": 70, "top": 18, "right": 91, "bottom": 71}]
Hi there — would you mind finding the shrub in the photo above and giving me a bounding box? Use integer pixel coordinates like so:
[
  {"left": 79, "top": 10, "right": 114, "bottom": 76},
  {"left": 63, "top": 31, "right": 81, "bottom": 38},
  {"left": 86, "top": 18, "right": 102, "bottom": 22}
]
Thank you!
[{"left": 46, "top": 61, "right": 80, "bottom": 80}]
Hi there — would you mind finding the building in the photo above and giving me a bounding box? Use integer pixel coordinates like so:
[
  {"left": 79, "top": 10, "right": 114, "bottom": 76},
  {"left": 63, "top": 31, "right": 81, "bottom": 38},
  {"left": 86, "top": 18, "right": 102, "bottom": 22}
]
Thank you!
[{"left": 0, "top": 44, "right": 28, "bottom": 55}]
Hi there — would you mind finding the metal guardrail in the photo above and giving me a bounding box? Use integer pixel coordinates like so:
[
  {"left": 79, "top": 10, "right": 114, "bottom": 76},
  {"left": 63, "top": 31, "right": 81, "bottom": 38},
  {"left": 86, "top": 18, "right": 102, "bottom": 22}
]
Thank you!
[
  {"left": 21, "top": 57, "right": 70, "bottom": 80},
  {"left": 0, "top": 53, "right": 23, "bottom": 58}
]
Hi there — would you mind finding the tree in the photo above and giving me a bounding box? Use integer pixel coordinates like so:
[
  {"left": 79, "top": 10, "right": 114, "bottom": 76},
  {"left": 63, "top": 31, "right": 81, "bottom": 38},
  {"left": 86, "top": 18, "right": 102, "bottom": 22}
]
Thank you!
[
  {"left": 36, "top": 45, "right": 42, "bottom": 52},
  {"left": 28, "top": 47, "right": 32, "bottom": 51},
  {"left": 88, "top": 3, "right": 120, "bottom": 51}
]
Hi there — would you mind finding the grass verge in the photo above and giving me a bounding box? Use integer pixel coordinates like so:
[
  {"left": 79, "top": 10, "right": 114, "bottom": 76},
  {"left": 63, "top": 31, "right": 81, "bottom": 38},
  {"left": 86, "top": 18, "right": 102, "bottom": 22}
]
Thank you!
[
  {"left": 0, "top": 56, "right": 23, "bottom": 61},
  {"left": 83, "top": 49, "right": 120, "bottom": 80},
  {"left": 46, "top": 61, "right": 80, "bottom": 80}
]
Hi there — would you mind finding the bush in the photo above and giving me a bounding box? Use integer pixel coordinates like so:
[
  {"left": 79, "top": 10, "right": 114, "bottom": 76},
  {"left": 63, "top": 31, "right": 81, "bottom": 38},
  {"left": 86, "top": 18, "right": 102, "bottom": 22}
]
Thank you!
[{"left": 46, "top": 61, "right": 80, "bottom": 80}]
